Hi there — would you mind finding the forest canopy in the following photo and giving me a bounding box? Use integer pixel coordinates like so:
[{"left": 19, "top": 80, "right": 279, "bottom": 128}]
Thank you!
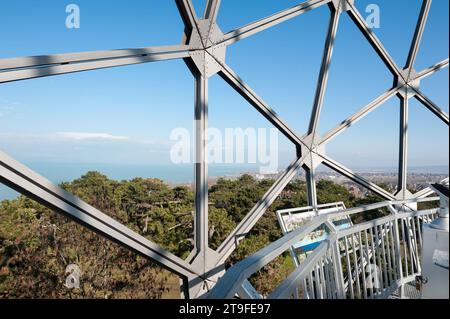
[{"left": 0, "top": 172, "right": 388, "bottom": 298}]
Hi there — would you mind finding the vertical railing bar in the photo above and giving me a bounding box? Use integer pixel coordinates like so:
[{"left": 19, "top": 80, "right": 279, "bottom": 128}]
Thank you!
[
  {"left": 331, "top": 249, "right": 339, "bottom": 299},
  {"left": 393, "top": 218, "right": 404, "bottom": 284},
  {"left": 327, "top": 251, "right": 337, "bottom": 299},
  {"left": 322, "top": 255, "right": 330, "bottom": 299},
  {"left": 364, "top": 229, "right": 374, "bottom": 299},
  {"left": 400, "top": 218, "right": 409, "bottom": 277},
  {"left": 310, "top": 271, "right": 316, "bottom": 299},
  {"left": 344, "top": 235, "right": 355, "bottom": 299},
  {"left": 294, "top": 286, "right": 300, "bottom": 300},
  {"left": 316, "top": 262, "right": 324, "bottom": 299},
  {"left": 358, "top": 231, "right": 368, "bottom": 299},
  {"left": 405, "top": 217, "right": 415, "bottom": 275},
  {"left": 375, "top": 225, "right": 385, "bottom": 291},
  {"left": 318, "top": 257, "right": 326, "bottom": 299},
  {"left": 410, "top": 216, "right": 421, "bottom": 273},
  {"left": 304, "top": 275, "right": 310, "bottom": 299},
  {"left": 328, "top": 252, "right": 337, "bottom": 299},
  {"left": 323, "top": 256, "right": 331, "bottom": 299},
  {"left": 384, "top": 221, "right": 394, "bottom": 285},
  {"left": 369, "top": 227, "right": 380, "bottom": 295},
  {"left": 320, "top": 259, "right": 327, "bottom": 299},
  {"left": 302, "top": 278, "right": 308, "bottom": 299},
  {"left": 389, "top": 220, "right": 399, "bottom": 281},
  {"left": 332, "top": 240, "right": 346, "bottom": 299},
  {"left": 416, "top": 216, "right": 423, "bottom": 251},
  {"left": 378, "top": 224, "right": 388, "bottom": 290},
  {"left": 315, "top": 265, "right": 321, "bottom": 299},
  {"left": 351, "top": 233, "right": 362, "bottom": 299},
  {"left": 310, "top": 274, "right": 315, "bottom": 300}
]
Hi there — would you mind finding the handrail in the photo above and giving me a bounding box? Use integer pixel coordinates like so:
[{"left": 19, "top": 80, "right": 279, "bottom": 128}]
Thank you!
[
  {"left": 336, "top": 208, "right": 437, "bottom": 239},
  {"left": 268, "top": 238, "right": 332, "bottom": 299},
  {"left": 207, "top": 214, "right": 328, "bottom": 299},
  {"left": 277, "top": 201, "right": 345, "bottom": 214},
  {"left": 207, "top": 197, "right": 440, "bottom": 299}
]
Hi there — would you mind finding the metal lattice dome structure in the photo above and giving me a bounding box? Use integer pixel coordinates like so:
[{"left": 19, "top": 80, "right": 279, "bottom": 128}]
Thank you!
[{"left": 0, "top": 0, "right": 448, "bottom": 299}]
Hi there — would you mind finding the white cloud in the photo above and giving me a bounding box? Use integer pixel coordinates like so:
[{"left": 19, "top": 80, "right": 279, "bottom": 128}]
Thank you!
[{"left": 56, "top": 132, "right": 129, "bottom": 141}]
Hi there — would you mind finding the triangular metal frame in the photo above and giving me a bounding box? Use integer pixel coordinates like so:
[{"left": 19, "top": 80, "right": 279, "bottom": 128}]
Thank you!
[{"left": 0, "top": 0, "right": 448, "bottom": 298}]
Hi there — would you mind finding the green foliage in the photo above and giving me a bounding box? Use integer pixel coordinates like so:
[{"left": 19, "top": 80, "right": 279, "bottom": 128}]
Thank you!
[
  {"left": 208, "top": 207, "right": 236, "bottom": 250},
  {"left": 0, "top": 171, "right": 388, "bottom": 298},
  {"left": 210, "top": 174, "right": 270, "bottom": 223},
  {"left": 317, "top": 180, "right": 355, "bottom": 208}
]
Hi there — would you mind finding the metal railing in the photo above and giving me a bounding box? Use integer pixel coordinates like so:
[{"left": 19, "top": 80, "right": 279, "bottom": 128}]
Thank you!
[{"left": 207, "top": 197, "right": 440, "bottom": 299}]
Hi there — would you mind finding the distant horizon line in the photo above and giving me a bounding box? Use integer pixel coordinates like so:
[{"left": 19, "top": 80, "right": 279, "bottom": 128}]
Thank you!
[{"left": 21, "top": 161, "right": 449, "bottom": 169}]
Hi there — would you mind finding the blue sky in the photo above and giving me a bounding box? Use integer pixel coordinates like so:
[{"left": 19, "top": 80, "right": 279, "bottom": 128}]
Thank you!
[{"left": 0, "top": 0, "right": 448, "bottom": 177}]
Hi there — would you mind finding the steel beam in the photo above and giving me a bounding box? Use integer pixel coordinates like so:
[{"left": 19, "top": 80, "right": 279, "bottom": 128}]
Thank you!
[
  {"left": 218, "top": 63, "right": 305, "bottom": 148},
  {"left": 413, "top": 89, "right": 449, "bottom": 125},
  {"left": 346, "top": 1, "right": 401, "bottom": 77},
  {"left": 204, "top": 0, "right": 221, "bottom": 22},
  {"left": 321, "top": 86, "right": 400, "bottom": 144},
  {"left": 415, "top": 58, "right": 449, "bottom": 81},
  {"left": 0, "top": 45, "right": 190, "bottom": 84},
  {"left": 0, "top": 0, "right": 447, "bottom": 300},
  {"left": 0, "top": 151, "right": 197, "bottom": 279},
  {"left": 175, "top": 0, "right": 199, "bottom": 34},
  {"left": 413, "top": 178, "right": 449, "bottom": 199},
  {"left": 193, "top": 73, "right": 209, "bottom": 272},
  {"left": 320, "top": 155, "right": 396, "bottom": 200},
  {"left": 218, "top": 0, "right": 331, "bottom": 47},
  {"left": 305, "top": 166, "right": 319, "bottom": 208},
  {"left": 308, "top": 6, "right": 340, "bottom": 137},
  {"left": 405, "top": 0, "right": 432, "bottom": 70},
  {"left": 216, "top": 156, "right": 305, "bottom": 264},
  {"left": 397, "top": 96, "right": 409, "bottom": 198}
]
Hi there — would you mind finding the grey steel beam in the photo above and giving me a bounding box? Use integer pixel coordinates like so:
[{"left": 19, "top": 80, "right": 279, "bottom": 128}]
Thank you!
[
  {"left": 204, "top": 0, "right": 221, "bottom": 22},
  {"left": 415, "top": 58, "right": 449, "bottom": 81},
  {"left": 193, "top": 73, "right": 209, "bottom": 271},
  {"left": 320, "top": 155, "right": 396, "bottom": 200},
  {"left": 216, "top": 156, "right": 305, "bottom": 264},
  {"left": 0, "top": 45, "right": 190, "bottom": 71},
  {"left": 0, "top": 151, "right": 198, "bottom": 279},
  {"left": 218, "top": 0, "right": 331, "bottom": 47},
  {"left": 321, "top": 86, "right": 400, "bottom": 145},
  {"left": 175, "top": 0, "right": 199, "bottom": 34},
  {"left": 218, "top": 63, "right": 306, "bottom": 148},
  {"left": 397, "top": 96, "right": 409, "bottom": 198},
  {"left": 413, "top": 89, "right": 449, "bottom": 125},
  {"left": 0, "top": 45, "right": 190, "bottom": 84},
  {"left": 346, "top": 1, "right": 401, "bottom": 77},
  {"left": 308, "top": 6, "right": 340, "bottom": 137},
  {"left": 0, "top": 0, "right": 446, "bottom": 299},
  {"left": 305, "top": 166, "right": 318, "bottom": 208},
  {"left": 413, "top": 178, "right": 449, "bottom": 199},
  {"left": 405, "top": 0, "right": 432, "bottom": 70}
]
